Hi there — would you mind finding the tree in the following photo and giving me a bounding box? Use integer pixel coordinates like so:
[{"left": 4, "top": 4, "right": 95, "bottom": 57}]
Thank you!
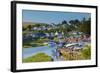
[
  {"left": 78, "top": 18, "right": 91, "bottom": 34},
  {"left": 69, "top": 20, "right": 75, "bottom": 25},
  {"left": 22, "top": 26, "right": 27, "bottom": 31},
  {"left": 69, "top": 19, "right": 80, "bottom": 31},
  {"left": 62, "top": 20, "right": 68, "bottom": 24},
  {"left": 27, "top": 25, "right": 32, "bottom": 31},
  {"left": 69, "top": 19, "right": 80, "bottom": 26}
]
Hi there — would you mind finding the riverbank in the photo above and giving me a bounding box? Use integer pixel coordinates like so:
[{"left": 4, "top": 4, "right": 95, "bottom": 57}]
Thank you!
[
  {"left": 23, "top": 53, "right": 53, "bottom": 63},
  {"left": 58, "top": 44, "right": 91, "bottom": 60}
]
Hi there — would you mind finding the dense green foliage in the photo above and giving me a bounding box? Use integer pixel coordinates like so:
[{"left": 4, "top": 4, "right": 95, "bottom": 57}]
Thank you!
[
  {"left": 78, "top": 18, "right": 91, "bottom": 34},
  {"left": 81, "top": 44, "right": 91, "bottom": 59}
]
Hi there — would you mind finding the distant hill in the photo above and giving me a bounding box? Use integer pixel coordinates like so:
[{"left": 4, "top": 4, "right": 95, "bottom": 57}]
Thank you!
[
  {"left": 23, "top": 22, "right": 49, "bottom": 25},
  {"left": 22, "top": 22, "right": 53, "bottom": 28}
]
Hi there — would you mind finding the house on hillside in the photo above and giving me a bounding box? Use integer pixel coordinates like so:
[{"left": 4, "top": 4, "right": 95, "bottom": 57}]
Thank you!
[
  {"left": 57, "top": 32, "right": 63, "bottom": 39},
  {"left": 68, "top": 31, "right": 83, "bottom": 35}
]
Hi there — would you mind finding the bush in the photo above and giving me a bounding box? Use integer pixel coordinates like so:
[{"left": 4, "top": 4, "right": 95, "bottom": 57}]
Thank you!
[{"left": 81, "top": 44, "right": 91, "bottom": 59}]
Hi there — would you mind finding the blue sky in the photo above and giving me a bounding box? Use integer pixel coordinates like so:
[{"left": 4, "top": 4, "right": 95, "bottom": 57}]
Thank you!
[{"left": 22, "top": 10, "right": 91, "bottom": 24}]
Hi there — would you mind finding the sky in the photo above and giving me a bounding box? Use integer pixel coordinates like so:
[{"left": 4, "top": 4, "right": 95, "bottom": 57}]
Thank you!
[{"left": 22, "top": 10, "right": 91, "bottom": 24}]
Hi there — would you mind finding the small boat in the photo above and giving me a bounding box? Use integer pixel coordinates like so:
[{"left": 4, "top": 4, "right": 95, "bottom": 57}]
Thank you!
[
  {"left": 65, "top": 43, "right": 84, "bottom": 50},
  {"left": 65, "top": 43, "right": 78, "bottom": 47}
]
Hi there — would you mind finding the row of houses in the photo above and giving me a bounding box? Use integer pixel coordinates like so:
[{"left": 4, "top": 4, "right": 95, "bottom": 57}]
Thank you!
[
  {"left": 64, "top": 34, "right": 90, "bottom": 43},
  {"left": 23, "top": 31, "right": 64, "bottom": 40},
  {"left": 23, "top": 30, "right": 90, "bottom": 44},
  {"left": 30, "top": 25, "right": 58, "bottom": 31}
]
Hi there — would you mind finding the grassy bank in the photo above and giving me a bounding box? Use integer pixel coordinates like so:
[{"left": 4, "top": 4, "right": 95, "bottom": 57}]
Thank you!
[
  {"left": 23, "top": 53, "right": 53, "bottom": 63},
  {"left": 23, "top": 38, "right": 49, "bottom": 48}
]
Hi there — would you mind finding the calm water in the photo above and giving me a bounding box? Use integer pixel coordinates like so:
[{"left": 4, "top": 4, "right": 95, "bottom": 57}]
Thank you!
[{"left": 22, "top": 42, "right": 58, "bottom": 60}]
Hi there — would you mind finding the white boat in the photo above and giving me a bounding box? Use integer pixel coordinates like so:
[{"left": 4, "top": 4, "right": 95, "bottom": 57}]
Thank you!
[
  {"left": 65, "top": 43, "right": 83, "bottom": 50},
  {"left": 65, "top": 43, "right": 78, "bottom": 47}
]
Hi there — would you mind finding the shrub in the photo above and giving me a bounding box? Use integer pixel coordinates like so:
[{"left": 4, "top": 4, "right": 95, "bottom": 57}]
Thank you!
[{"left": 81, "top": 44, "right": 91, "bottom": 59}]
